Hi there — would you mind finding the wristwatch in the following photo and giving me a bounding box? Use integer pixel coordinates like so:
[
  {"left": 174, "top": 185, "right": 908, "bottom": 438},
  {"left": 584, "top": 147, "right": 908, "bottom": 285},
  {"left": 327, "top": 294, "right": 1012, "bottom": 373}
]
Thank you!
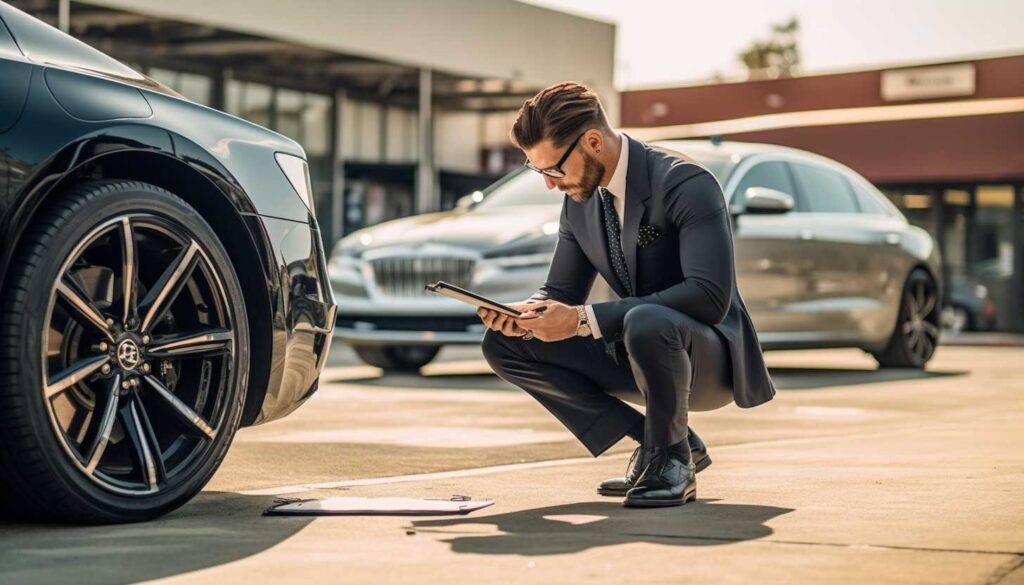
[{"left": 575, "top": 305, "right": 592, "bottom": 337}]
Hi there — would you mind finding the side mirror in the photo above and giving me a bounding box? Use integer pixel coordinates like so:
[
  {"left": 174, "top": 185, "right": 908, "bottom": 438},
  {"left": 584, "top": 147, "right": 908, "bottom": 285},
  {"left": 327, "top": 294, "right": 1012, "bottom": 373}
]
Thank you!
[{"left": 741, "top": 186, "right": 794, "bottom": 215}]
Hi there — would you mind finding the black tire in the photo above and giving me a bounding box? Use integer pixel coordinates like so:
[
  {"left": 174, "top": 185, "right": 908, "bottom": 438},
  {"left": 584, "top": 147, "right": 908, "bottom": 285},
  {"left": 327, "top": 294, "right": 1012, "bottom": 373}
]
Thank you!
[
  {"left": 872, "top": 268, "right": 940, "bottom": 369},
  {"left": 0, "top": 180, "right": 249, "bottom": 523},
  {"left": 353, "top": 344, "right": 440, "bottom": 372}
]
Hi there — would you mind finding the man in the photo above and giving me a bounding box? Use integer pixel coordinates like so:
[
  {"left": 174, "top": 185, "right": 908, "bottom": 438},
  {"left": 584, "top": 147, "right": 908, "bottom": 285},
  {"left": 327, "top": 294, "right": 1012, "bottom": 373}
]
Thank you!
[{"left": 477, "top": 82, "right": 776, "bottom": 508}]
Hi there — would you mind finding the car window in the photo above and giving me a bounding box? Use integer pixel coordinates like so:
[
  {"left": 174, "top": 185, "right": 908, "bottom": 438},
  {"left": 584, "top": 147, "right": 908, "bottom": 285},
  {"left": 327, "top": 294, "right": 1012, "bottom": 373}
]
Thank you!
[
  {"left": 475, "top": 169, "right": 561, "bottom": 209},
  {"left": 790, "top": 162, "right": 860, "bottom": 213},
  {"left": 730, "top": 161, "right": 797, "bottom": 206},
  {"left": 849, "top": 176, "right": 896, "bottom": 216}
]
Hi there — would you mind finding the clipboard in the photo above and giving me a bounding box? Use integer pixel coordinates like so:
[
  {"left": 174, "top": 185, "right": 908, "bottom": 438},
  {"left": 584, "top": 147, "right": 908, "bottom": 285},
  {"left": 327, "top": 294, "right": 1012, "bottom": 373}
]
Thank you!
[{"left": 424, "top": 281, "right": 524, "bottom": 317}]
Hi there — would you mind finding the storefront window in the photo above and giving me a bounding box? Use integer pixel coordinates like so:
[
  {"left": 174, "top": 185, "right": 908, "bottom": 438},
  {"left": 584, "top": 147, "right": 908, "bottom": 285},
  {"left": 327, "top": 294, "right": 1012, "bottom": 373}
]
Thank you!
[{"left": 969, "top": 185, "right": 1015, "bottom": 331}]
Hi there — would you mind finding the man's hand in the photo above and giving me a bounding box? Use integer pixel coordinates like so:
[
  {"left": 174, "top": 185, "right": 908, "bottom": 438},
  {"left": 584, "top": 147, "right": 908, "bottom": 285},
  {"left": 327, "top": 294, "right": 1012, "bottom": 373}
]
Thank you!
[
  {"left": 477, "top": 302, "right": 539, "bottom": 337},
  {"left": 515, "top": 300, "right": 580, "bottom": 342}
]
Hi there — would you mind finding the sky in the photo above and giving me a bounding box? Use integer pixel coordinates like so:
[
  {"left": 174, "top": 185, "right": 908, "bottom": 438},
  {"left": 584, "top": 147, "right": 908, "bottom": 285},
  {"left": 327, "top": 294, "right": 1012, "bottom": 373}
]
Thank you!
[{"left": 520, "top": 0, "right": 1024, "bottom": 89}]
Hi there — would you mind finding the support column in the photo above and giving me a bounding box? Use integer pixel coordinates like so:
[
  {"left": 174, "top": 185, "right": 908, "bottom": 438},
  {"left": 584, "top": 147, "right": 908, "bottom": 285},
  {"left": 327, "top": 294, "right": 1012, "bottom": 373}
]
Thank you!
[
  {"left": 1013, "top": 184, "right": 1024, "bottom": 332},
  {"left": 416, "top": 68, "right": 438, "bottom": 215},
  {"left": 930, "top": 186, "right": 947, "bottom": 288},
  {"left": 329, "top": 88, "right": 347, "bottom": 245},
  {"left": 210, "top": 67, "right": 229, "bottom": 112},
  {"left": 58, "top": 0, "right": 70, "bottom": 33}
]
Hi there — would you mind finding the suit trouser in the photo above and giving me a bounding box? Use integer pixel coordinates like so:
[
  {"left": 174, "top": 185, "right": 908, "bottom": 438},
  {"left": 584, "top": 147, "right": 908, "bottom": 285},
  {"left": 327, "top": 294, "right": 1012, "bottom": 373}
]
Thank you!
[{"left": 481, "top": 303, "right": 734, "bottom": 456}]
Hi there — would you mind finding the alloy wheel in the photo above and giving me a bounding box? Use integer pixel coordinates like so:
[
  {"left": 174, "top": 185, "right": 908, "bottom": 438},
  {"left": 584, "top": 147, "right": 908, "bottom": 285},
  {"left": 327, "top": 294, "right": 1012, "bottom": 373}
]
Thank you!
[
  {"left": 41, "top": 214, "right": 237, "bottom": 496},
  {"left": 900, "top": 277, "right": 939, "bottom": 364}
]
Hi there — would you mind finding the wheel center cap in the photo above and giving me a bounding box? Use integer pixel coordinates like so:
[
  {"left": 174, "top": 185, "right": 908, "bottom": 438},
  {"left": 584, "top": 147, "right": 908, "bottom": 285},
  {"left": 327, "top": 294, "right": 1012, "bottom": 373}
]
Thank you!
[{"left": 117, "top": 339, "right": 141, "bottom": 370}]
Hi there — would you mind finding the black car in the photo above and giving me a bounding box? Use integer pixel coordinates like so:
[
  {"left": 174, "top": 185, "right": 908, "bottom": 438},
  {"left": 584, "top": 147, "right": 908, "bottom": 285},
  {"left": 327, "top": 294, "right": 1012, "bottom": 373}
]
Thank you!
[{"left": 0, "top": 3, "right": 335, "bottom": 523}]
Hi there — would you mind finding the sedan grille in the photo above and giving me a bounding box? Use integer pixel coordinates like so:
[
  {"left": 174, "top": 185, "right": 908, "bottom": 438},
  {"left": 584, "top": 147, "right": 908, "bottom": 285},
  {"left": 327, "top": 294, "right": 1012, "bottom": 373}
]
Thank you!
[{"left": 369, "top": 257, "right": 475, "bottom": 297}]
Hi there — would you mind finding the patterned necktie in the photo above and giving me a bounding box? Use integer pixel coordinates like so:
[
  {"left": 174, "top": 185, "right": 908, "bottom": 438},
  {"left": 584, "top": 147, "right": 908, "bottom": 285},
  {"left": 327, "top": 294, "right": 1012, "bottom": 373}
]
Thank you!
[{"left": 599, "top": 188, "right": 633, "bottom": 297}]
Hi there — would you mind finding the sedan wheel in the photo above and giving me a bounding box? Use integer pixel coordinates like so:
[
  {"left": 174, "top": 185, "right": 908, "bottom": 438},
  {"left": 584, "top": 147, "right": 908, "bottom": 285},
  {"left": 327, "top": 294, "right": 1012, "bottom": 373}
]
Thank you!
[
  {"left": 872, "top": 269, "right": 940, "bottom": 369},
  {"left": 353, "top": 344, "right": 441, "bottom": 372},
  {"left": 0, "top": 181, "right": 249, "bottom": 523}
]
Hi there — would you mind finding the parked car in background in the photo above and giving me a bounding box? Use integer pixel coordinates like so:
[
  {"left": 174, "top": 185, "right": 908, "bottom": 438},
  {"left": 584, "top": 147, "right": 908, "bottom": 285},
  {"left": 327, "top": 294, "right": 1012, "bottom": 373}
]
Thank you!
[
  {"left": 330, "top": 139, "right": 943, "bottom": 373},
  {"left": 942, "top": 275, "right": 998, "bottom": 336},
  {"left": 0, "top": 4, "right": 335, "bottom": 523}
]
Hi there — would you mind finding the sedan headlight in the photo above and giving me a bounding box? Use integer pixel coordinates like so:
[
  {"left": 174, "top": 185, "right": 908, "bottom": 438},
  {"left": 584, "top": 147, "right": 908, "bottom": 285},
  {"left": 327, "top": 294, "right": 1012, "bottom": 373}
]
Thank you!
[
  {"left": 328, "top": 248, "right": 368, "bottom": 297},
  {"left": 275, "top": 152, "right": 315, "bottom": 218}
]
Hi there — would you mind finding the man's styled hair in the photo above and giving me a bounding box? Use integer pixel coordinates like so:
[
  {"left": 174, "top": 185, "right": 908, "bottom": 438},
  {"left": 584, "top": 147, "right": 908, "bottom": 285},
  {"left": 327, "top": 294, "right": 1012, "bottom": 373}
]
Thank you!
[{"left": 510, "top": 81, "right": 611, "bottom": 150}]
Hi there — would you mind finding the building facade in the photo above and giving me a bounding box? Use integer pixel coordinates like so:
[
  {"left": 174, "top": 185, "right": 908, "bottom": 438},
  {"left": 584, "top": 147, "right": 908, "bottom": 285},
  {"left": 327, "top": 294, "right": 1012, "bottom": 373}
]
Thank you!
[
  {"left": 12, "top": 0, "right": 616, "bottom": 246},
  {"left": 623, "top": 54, "right": 1024, "bottom": 332}
]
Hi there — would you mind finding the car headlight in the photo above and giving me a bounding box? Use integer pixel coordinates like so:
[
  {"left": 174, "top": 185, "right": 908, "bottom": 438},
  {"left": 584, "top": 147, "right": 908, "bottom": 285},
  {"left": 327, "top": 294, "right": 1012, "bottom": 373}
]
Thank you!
[{"left": 275, "top": 152, "right": 315, "bottom": 218}]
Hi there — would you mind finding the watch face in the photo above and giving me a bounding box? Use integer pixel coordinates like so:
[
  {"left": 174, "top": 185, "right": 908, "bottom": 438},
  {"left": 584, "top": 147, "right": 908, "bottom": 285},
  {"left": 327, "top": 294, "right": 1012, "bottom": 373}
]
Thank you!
[{"left": 578, "top": 323, "right": 592, "bottom": 336}]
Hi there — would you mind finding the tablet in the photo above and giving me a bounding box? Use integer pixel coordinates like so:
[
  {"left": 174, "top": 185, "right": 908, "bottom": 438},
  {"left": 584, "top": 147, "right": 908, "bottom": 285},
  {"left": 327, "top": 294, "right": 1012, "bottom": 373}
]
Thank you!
[{"left": 424, "top": 281, "right": 523, "bottom": 317}]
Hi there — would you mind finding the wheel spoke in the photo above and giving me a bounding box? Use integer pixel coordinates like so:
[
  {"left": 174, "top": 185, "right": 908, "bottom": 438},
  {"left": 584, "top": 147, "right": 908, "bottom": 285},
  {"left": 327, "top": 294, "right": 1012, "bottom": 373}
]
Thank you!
[
  {"left": 139, "top": 241, "right": 199, "bottom": 332},
  {"left": 903, "top": 292, "right": 918, "bottom": 318},
  {"left": 915, "top": 281, "right": 926, "bottom": 316},
  {"left": 120, "top": 399, "right": 159, "bottom": 490},
  {"left": 45, "top": 355, "right": 110, "bottom": 398},
  {"left": 922, "top": 321, "right": 940, "bottom": 339},
  {"left": 907, "top": 328, "right": 922, "bottom": 354},
  {"left": 920, "top": 333, "right": 935, "bottom": 359},
  {"left": 142, "top": 375, "right": 216, "bottom": 440},
  {"left": 85, "top": 374, "right": 121, "bottom": 474},
  {"left": 56, "top": 278, "right": 113, "bottom": 339},
  {"left": 919, "top": 292, "right": 936, "bottom": 317},
  {"left": 120, "top": 218, "right": 138, "bottom": 324},
  {"left": 147, "top": 329, "right": 233, "bottom": 359}
]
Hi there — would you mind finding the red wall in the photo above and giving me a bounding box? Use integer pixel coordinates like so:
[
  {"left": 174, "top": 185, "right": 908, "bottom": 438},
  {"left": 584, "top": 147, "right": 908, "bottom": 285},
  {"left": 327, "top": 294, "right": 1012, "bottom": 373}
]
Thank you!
[{"left": 621, "top": 55, "right": 1024, "bottom": 183}]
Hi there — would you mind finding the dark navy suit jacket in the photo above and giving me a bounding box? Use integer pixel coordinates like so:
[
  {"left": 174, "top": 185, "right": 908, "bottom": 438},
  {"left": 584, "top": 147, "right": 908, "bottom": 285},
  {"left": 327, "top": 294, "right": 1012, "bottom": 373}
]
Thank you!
[{"left": 529, "top": 136, "right": 776, "bottom": 408}]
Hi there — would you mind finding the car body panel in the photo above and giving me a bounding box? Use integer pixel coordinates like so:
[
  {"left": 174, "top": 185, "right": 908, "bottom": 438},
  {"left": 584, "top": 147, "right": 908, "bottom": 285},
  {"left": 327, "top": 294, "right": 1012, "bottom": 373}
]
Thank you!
[{"left": 0, "top": 3, "right": 334, "bottom": 427}]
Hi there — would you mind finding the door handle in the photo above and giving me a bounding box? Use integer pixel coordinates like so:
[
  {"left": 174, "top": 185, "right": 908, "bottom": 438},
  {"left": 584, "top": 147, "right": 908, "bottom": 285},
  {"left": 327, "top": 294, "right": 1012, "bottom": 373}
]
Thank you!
[
  {"left": 884, "top": 233, "right": 901, "bottom": 245},
  {"left": 799, "top": 229, "right": 814, "bottom": 240}
]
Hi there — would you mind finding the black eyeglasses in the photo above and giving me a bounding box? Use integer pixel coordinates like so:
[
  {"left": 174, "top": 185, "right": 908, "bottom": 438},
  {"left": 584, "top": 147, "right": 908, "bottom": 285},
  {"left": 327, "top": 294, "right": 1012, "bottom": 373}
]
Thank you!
[{"left": 524, "top": 132, "right": 584, "bottom": 178}]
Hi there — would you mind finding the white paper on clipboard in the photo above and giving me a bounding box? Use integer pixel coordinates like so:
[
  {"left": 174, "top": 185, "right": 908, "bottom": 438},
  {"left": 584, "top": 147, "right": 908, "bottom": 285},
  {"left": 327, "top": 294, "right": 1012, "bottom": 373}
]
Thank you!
[{"left": 424, "top": 281, "right": 523, "bottom": 317}]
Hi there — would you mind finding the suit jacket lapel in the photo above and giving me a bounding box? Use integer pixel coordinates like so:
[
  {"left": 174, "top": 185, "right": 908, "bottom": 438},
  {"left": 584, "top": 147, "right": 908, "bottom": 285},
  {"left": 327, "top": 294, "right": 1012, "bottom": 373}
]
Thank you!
[{"left": 621, "top": 135, "right": 651, "bottom": 295}]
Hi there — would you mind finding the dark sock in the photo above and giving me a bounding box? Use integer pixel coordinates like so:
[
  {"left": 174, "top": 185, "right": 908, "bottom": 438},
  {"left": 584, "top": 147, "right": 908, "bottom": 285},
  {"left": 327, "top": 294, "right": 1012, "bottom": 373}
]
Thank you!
[
  {"left": 626, "top": 419, "right": 645, "bottom": 443},
  {"left": 668, "top": 439, "right": 691, "bottom": 462}
]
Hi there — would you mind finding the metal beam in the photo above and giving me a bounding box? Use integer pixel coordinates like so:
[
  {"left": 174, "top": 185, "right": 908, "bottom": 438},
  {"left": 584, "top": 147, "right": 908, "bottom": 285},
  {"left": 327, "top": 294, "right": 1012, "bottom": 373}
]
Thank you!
[
  {"left": 330, "top": 89, "right": 347, "bottom": 243},
  {"left": 416, "top": 68, "right": 436, "bottom": 215},
  {"left": 1014, "top": 183, "right": 1024, "bottom": 331},
  {"left": 57, "top": 0, "right": 69, "bottom": 32}
]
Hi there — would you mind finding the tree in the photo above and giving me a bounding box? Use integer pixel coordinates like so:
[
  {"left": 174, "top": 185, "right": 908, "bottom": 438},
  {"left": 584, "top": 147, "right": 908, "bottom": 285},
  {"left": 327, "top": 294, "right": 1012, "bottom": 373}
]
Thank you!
[{"left": 738, "top": 17, "right": 801, "bottom": 80}]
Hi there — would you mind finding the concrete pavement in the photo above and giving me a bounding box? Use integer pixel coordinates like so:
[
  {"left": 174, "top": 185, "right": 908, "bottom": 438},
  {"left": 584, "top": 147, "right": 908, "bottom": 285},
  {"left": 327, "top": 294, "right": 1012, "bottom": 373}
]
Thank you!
[{"left": 0, "top": 344, "right": 1022, "bottom": 584}]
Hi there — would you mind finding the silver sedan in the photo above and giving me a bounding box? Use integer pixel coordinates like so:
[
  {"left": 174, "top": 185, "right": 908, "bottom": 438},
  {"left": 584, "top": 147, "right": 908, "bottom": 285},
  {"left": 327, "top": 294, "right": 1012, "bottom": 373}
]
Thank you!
[{"left": 329, "top": 140, "right": 942, "bottom": 372}]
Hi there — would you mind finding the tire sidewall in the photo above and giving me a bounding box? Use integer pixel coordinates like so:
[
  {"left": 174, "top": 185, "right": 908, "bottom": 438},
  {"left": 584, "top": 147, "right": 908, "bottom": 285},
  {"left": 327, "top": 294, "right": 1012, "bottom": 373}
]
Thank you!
[{"left": 5, "top": 182, "right": 249, "bottom": 522}]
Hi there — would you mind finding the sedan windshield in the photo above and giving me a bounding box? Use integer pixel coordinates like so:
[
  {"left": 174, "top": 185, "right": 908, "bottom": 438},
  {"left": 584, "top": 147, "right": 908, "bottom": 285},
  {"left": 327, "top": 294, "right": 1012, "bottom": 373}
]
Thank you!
[{"left": 476, "top": 152, "right": 734, "bottom": 209}]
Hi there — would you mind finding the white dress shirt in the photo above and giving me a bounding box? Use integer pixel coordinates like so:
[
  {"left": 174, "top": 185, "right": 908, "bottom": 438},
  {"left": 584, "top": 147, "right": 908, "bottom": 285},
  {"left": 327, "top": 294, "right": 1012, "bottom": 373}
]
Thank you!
[{"left": 583, "top": 133, "right": 629, "bottom": 339}]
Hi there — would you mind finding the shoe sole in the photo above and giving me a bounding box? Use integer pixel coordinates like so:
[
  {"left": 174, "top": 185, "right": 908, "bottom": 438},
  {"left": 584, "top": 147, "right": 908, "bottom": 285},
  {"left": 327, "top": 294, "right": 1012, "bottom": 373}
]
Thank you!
[
  {"left": 622, "top": 484, "right": 697, "bottom": 508},
  {"left": 596, "top": 454, "right": 711, "bottom": 497}
]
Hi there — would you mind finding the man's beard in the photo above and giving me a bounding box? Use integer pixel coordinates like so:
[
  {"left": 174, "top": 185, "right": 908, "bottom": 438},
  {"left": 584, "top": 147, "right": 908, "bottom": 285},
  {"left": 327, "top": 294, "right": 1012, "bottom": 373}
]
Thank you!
[{"left": 563, "top": 151, "right": 605, "bottom": 203}]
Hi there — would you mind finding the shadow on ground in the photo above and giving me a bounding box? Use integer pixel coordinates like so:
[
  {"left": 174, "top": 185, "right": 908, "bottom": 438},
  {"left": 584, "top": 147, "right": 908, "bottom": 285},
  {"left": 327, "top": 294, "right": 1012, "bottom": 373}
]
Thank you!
[
  {"left": 0, "top": 492, "right": 308, "bottom": 584},
  {"left": 330, "top": 366, "right": 966, "bottom": 393},
  {"left": 412, "top": 499, "right": 794, "bottom": 556},
  {"left": 329, "top": 372, "right": 517, "bottom": 391},
  {"left": 767, "top": 366, "right": 966, "bottom": 390}
]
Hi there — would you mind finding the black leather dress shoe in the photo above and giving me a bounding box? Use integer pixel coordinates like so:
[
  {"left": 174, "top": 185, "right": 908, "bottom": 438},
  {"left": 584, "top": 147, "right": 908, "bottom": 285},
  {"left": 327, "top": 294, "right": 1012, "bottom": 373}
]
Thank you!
[
  {"left": 623, "top": 448, "right": 696, "bottom": 508},
  {"left": 597, "top": 428, "right": 711, "bottom": 497},
  {"left": 597, "top": 445, "right": 651, "bottom": 497}
]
